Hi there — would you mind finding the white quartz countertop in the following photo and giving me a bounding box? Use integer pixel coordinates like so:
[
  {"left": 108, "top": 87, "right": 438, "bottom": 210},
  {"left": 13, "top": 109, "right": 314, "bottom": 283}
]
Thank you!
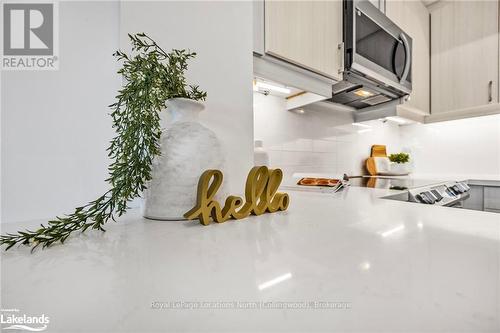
[{"left": 2, "top": 184, "right": 500, "bottom": 332}]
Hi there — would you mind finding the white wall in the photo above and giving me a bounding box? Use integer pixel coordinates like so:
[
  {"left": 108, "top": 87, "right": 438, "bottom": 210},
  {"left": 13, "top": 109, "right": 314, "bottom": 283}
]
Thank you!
[
  {"left": 120, "top": 1, "right": 254, "bottom": 196},
  {"left": 400, "top": 114, "right": 500, "bottom": 179},
  {"left": 1, "top": 1, "right": 254, "bottom": 224},
  {"left": 253, "top": 93, "right": 402, "bottom": 184},
  {"left": 1, "top": 2, "right": 121, "bottom": 223}
]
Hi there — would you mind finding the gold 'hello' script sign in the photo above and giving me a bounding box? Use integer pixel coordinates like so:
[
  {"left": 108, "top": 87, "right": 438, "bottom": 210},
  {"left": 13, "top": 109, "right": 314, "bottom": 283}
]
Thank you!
[{"left": 184, "top": 166, "right": 289, "bottom": 225}]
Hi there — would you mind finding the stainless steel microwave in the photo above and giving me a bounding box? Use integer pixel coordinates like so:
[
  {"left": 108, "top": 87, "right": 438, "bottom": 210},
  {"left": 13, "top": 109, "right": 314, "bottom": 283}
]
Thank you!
[{"left": 331, "top": 0, "right": 412, "bottom": 109}]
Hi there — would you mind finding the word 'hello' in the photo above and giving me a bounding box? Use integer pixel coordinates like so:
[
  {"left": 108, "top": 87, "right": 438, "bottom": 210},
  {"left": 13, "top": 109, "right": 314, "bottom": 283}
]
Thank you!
[{"left": 184, "top": 166, "right": 290, "bottom": 225}]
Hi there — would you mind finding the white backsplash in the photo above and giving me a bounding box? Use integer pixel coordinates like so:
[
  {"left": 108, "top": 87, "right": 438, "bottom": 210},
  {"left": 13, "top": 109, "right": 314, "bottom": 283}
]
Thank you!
[
  {"left": 253, "top": 93, "right": 402, "bottom": 185},
  {"left": 254, "top": 92, "right": 500, "bottom": 183},
  {"left": 400, "top": 113, "right": 500, "bottom": 179}
]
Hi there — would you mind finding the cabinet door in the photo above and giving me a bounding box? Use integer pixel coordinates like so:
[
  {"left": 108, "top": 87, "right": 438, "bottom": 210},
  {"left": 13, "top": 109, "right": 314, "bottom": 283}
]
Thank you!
[
  {"left": 431, "top": 1, "right": 499, "bottom": 115},
  {"left": 484, "top": 187, "right": 500, "bottom": 212},
  {"left": 386, "top": 0, "right": 430, "bottom": 114},
  {"left": 264, "top": 1, "right": 342, "bottom": 80}
]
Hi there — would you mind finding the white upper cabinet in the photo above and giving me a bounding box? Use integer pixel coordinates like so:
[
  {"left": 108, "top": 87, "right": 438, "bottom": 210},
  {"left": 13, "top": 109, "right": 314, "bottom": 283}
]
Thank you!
[
  {"left": 264, "top": 1, "right": 343, "bottom": 81},
  {"left": 386, "top": 0, "right": 430, "bottom": 115},
  {"left": 430, "top": 1, "right": 499, "bottom": 115}
]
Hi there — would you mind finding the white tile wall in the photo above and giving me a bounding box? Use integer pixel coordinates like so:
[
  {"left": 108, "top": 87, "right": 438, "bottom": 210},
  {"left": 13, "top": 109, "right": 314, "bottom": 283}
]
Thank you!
[
  {"left": 254, "top": 93, "right": 500, "bottom": 183},
  {"left": 253, "top": 93, "right": 402, "bottom": 185},
  {"left": 400, "top": 113, "right": 500, "bottom": 179}
]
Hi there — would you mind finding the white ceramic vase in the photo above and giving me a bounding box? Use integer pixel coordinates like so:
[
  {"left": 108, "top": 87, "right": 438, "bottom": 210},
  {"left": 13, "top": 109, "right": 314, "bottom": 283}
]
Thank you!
[
  {"left": 390, "top": 162, "right": 411, "bottom": 175},
  {"left": 373, "top": 157, "right": 411, "bottom": 175},
  {"left": 143, "top": 98, "right": 224, "bottom": 220}
]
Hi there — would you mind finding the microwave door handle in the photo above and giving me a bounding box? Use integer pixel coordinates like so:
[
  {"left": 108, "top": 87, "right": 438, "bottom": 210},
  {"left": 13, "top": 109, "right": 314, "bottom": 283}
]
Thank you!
[{"left": 399, "top": 33, "right": 411, "bottom": 84}]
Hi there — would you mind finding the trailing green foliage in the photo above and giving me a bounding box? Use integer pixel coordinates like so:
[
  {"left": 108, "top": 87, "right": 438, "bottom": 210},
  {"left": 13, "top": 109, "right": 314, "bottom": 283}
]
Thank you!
[
  {"left": 0, "top": 33, "right": 206, "bottom": 251},
  {"left": 389, "top": 152, "right": 410, "bottom": 164}
]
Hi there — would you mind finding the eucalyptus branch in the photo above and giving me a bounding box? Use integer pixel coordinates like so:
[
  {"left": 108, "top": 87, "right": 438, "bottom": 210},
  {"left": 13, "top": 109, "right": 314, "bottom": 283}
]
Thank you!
[{"left": 1, "top": 33, "right": 206, "bottom": 251}]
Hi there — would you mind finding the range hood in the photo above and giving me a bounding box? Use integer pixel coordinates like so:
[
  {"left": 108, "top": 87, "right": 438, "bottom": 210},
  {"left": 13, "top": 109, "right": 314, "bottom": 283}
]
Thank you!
[{"left": 329, "top": 72, "right": 407, "bottom": 109}]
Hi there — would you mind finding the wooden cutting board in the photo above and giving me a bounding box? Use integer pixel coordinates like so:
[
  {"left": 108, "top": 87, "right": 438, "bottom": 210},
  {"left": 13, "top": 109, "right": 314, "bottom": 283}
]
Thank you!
[
  {"left": 370, "top": 144, "right": 387, "bottom": 157},
  {"left": 366, "top": 144, "right": 388, "bottom": 175}
]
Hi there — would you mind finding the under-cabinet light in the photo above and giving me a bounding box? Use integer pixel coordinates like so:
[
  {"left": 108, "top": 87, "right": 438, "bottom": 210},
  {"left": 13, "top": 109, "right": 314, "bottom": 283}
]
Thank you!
[
  {"left": 255, "top": 81, "right": 291, "bottom": 94},
  {"left": 353, "top": 89, "right": 375, "bottom": 98}
]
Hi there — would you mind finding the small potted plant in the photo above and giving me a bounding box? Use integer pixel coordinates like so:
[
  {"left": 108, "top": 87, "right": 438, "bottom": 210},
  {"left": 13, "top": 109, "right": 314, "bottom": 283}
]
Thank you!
[{"left": 388, "top": 152, "right": 411, "bottom": 175}]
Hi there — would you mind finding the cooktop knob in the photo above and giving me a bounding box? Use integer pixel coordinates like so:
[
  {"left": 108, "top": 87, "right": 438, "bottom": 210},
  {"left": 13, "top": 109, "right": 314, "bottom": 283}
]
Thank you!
[
  {"left": 431, "top": 189, "right": 443, "bottom": 202},
  {"left": 452, "top": 185, "right": 464, "bottom": 194},
  {"left": 415, "top": 194, "right": 428, "bottom": 204},
  {"left": 422, "top": 191, "right": 436, "bottom": 204},
  {"left": 458, "top": 182, "right": 470, "bottom": 191}
]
